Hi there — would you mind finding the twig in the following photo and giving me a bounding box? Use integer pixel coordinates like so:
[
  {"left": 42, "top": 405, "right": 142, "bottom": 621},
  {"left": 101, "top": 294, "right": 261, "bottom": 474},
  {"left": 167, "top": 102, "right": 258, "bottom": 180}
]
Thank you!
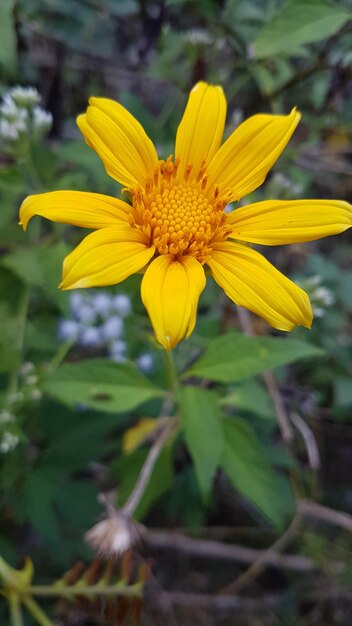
[
  {"left": 162, "top": 590, "right": 278, "bottom": 611},
  {"left": 21, "top": 596, "right": 55, "bottom": 626},
  {"left": 298, "top": 499, "right": 352, "bottom": 533},
  {"left": 8, "top": 592, "right": 24, "bottom": 626},
  {"left": 236, "top": 307, "right": 294, "bottom": 443},
  {"left": 146, "top": 527, "right": 313, "bottom": 572},
  {"left": 122, "top": 421, "right": 176, "bottom": 517},
  {"left": 290, "top": 412, "right": 320, "bottom": 471},
  {"left": 218, "top": 514, "right": 303, "bottom": 595}
]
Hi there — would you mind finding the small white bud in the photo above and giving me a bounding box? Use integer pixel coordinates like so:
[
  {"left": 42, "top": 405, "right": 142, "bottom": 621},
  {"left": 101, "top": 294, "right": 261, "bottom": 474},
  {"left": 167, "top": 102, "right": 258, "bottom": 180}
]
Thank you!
[
  {"left": 32, "top": 106, "right": 53, "bottom": 134},
  {"left": 0, "top": 118, "right": 19, "bottom": 141},
  {"left": 112, "top": 294, "right": 131, "bottom": 317},
  {"left": 0, "top": 411, "right": 15, "bottom": 424},
  {"left": 9, "top": 86, "right": 40, "bottom": 107},
  {"left": 93, "top": 292, "right": 112, "bottom": 316},
  {"left": 137, "top": 353, "right": 153, "bottom": 373},
  {"left": 102, "top": 316, "right": 124, "bottom": 341},
  {"left": 80, "top": 325, "right": 102, "bottom": 347},
  {"left": 0, "top": 432, "right": 19, "bottom": 453},
  {"left": 58, "top": 319, "right": 80, "bottom": 342},
  {"left": 29, "top": 389, "right": 42, "bottom": 401}
]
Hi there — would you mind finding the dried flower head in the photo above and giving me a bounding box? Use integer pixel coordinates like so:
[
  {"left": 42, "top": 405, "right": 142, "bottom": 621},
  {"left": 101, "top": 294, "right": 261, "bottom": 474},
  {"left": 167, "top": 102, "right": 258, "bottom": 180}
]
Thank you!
[{"left": 85, "top": 510, "right": 144, "bottom": 558}]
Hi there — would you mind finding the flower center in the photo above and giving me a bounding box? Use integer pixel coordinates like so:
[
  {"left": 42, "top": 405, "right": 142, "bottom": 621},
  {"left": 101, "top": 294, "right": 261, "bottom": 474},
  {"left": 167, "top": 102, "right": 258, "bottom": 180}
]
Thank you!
[{"left": 130, "top": 156, "right": 231, "bottom": 263}]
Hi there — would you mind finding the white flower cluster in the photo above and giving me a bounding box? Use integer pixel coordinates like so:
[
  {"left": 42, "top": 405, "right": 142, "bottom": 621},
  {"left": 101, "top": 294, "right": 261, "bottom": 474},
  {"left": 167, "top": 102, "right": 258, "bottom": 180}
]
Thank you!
[
  {"left": 0, "top": 86, "right": 52, "bottom": 155},
  {"left": 183, "top": 28, "right": 213, "bottom": 46},
  {"left": 59, "top": 291, "right": 153, "bottom": 371},
  {"left": 305, "top": 275, "right": 335, "bottom": 318},
  {"left": 0, "top": 411, "right": 19, "bottom": 454}
]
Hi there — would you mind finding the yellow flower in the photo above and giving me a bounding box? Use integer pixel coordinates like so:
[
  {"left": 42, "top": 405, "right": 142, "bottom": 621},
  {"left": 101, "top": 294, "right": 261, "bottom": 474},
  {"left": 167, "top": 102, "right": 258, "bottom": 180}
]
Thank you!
[{"left": 19, "top": 83, "right": 352, "bottom": 350}]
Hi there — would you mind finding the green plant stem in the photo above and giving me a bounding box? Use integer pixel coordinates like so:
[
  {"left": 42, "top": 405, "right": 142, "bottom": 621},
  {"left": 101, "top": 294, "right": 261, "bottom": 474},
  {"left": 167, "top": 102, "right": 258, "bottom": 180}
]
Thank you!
[
  {"left": 22, "top": 155, "right": 46, "bottom": 193},
  {"left": 8, "top": 592, "right": 24, "bottom": 626},
  {"left": 47, "top": 339, "right": 74, "bottom": 374},
  {"left": 28, "top": 584, "right": 142, "bottom": 597},
  {"left": 6, "top": 285, "right": 30, "bottom": 402},
  {"left": 22, "top": 596, "right": 55, "bottom": 626}
]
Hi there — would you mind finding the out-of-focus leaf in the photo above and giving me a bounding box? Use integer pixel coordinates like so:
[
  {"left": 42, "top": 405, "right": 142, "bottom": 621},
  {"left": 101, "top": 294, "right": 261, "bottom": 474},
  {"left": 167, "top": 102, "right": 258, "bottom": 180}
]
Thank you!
[
  {"left": 221, "top": 418, "right": 294, "bottom": 527},
  {"left": 19, "top": 470, "right": 59, "bottom": 542},
  {"left": 0, "top": 303, "right": 24, "bottom": 372},
  {"left": 253, "top": 0, "right": 351, "bottom": 59},
  {"left": 179, "top": 386, "right": 223, "bottom": 499},
  {"left": 2, "top": 248, "right": 44, "bottom": 288},
  {"left": 220, "top": 379, "right": 275, "bottom": 420},
  {"left": 42, "top": 412, "right": 119, "bottom": 471},
  {"left": 334, "top": 378, "right": 352, "bottom": 407},
  {"left": 108, "top": 0, "right": 139, "bottom": 17},
  {"left": 0, "top": 0, "right": 17, "bottom": 76},
  {"left": 339, "top": 272, "right": 352, "bottom": 311},
  {"left": 44, "top": 359, "right": 164, "bottom": 413},
  {"left": 185, "top": 332, "right": 323, "bottom": 382},
  {"left": 2, "top": 243, "right": 72, "bottom": 314}
]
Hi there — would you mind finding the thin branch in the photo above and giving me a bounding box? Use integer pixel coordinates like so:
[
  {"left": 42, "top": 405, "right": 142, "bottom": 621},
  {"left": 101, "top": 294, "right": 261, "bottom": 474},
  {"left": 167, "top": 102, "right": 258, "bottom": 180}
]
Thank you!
[
  {"left": 290, "top": 412, "right": 320, "bottom": 471},
  {"left": 218, "top": 514, "right": 303, "bottom": 595},
  {"left": 146, "top": 527, "right": 313, "bottom": 572},
  {"left": 122, "top": 420, "right": 176, "bottom": 517},
  {"left": 298, "top": 499, "right": 352, "bottom": 533},
  {"left": 162, "top": 590, "right": 278, "bottom": 611},
  {"left": 8, "top": 592, "right": 24, "bottom": 626},
  {"left": 28, "top": 584, "right": 141, "bottom": 598},
  {"left": 21, "top": 596, "right": 55, "bottom": 626},
  {"left": 236, "top": 307, "right": 294, "bottom": 443}
]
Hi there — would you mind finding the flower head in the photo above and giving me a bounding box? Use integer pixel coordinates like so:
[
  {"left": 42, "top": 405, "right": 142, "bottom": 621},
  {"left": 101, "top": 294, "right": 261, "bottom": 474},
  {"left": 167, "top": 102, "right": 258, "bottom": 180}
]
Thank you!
[{"left": 19, "top": 83, "right": 352, "bottom": 349}]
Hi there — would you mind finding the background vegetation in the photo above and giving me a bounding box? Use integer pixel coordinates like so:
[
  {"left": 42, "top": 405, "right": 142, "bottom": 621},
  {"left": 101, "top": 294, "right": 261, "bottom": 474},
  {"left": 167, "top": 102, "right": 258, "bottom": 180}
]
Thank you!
[{"left": 0, "top": 0, "right": 352, "bottom": 624}]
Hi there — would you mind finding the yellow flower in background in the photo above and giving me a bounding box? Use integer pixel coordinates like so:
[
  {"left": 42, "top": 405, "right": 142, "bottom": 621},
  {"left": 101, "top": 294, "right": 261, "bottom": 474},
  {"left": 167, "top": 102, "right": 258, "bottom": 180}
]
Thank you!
[{"left": 19, "top": 83, "right": 352, "bottom": 349}]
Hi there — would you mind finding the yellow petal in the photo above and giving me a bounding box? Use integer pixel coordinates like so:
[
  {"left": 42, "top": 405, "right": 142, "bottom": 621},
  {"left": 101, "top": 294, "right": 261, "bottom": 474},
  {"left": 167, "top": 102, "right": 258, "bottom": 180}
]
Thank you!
[
  {"left": 122, "top": 418, "right": 162, "bottom": 454},
  {"left": 60, "top": 225, "right": 155, "bottom": 290},
  {"left": 208, "top": 241, "right": 312, "bottom": 331},
  {"left": 77, "top": 97, "right": 159, "bottom": 189},
  {"left": 141, "top": 254, "right": 206, "bottom": 350},
  {"left": 207, "top": 108, "right": 300, "bottom": 200},
  {"left": 228, "top": 199, "right": 352, "bottom": 245},
  {"left": 19, "top": 190, "right": 130, "bottom": 231},
  {"left": 175, "top": 82, "right": 226, "bottom": 179}
]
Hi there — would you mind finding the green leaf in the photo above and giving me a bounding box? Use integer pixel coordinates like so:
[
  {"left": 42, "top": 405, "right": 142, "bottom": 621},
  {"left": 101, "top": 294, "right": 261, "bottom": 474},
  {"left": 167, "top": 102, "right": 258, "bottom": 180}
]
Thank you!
[
  {"left": 179, "top": 386, "right": 223, "bottom": 498},
  {"left": 185, "top": 332, "right": 323, "bottom": 383},
  {"left": 2, "top": 243, "right": 71, "bottom": 314},
  {"left": 334, "top": 377, "right": 352, "bottom": 408},
  {"left": 0, "top": 0, "right": 17, "bottom": 76},
  {"left": 221, "top": 418, "right": 294, "bottom": 526},
  {"left": 0, "top": 302, "right": 26, "bottom": 372},
  {"left": 19, "top": 470, "right": 59, "bottom": 543},
  {"left": 2, "top": 248, "right": 44, "bottom": 288},
  {"left": 43, "top": 359, "right": 165, "bottom": 413},
  {"left": 339, "top": 272, "right": 352, "bottom": 311},
  {"left": 253, "top": 0, "right": 351, "bottom": 59},
  {"left": 220, "top": 380, "right": 275, "bottom": 420}
]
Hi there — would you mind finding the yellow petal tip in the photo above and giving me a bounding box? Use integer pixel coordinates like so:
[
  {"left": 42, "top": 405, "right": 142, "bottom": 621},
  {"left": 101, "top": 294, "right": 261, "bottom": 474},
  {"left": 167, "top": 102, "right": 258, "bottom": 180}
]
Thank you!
[{"left": 76, "top": 113, "right": 86, "bottom": 129}]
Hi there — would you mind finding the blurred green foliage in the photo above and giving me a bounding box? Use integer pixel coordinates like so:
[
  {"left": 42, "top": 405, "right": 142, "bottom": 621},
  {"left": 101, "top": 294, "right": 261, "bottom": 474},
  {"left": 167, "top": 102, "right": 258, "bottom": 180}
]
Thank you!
[{"left": 0, "top": 0, "right": 352, "bottom": 624}]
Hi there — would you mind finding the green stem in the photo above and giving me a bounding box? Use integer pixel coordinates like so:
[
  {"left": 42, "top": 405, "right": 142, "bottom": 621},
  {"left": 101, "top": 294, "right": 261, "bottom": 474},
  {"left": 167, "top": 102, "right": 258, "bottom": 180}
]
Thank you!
[
  {"left": 22, "top": 596, "right": 55, "bottom": 626},
  {"left": 28, "top": 584, "right": 142, "bottom": 597},
  {"left": 24, "top": 156, "right": 46, "bottom": 193},
  {"left": 163, "top": 349, "right": 179, "bottom": 399},
  {"left": 47, "top": 339, "right": 73, "bottom": 374},
  {"left": 8, "top": 592, "right": 24, "bottom": 626},
  {"left": 6, "top": 286, "right": 30, "bottom": 403}
]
